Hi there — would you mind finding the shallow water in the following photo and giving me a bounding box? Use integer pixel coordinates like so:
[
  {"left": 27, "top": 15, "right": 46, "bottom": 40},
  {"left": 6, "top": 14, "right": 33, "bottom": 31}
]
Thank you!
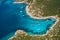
[{"left": 0, "top": 0, "right": 56, "bottom": 40}]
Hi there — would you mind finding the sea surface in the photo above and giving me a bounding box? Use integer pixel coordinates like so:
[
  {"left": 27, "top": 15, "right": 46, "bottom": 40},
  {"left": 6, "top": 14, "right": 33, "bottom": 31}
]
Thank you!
[{"left": 0, "top": 0, "right": 56, "bottom": 40}]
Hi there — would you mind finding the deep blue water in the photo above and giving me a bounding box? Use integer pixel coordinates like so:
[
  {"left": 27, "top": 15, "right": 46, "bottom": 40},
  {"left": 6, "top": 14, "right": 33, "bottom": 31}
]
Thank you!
[{"left": 0, "top": 0, "right": 56, "bottom": 40}]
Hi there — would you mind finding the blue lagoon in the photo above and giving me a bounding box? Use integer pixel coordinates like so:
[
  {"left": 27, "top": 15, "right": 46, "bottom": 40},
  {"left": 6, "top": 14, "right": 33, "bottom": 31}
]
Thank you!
[{"left": 0, "top": 0, "right": 57, "bottom": 40}]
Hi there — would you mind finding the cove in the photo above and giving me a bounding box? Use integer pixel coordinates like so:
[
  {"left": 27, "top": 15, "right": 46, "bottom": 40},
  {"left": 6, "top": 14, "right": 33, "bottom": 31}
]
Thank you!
[{"left": 0, "top": 0, "right": 56, "bottom": 40}]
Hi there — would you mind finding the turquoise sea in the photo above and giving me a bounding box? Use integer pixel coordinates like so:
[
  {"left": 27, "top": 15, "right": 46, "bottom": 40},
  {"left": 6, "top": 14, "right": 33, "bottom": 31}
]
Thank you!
[{"left": 0, "top": 0, "right": 56, "bottom": 40}]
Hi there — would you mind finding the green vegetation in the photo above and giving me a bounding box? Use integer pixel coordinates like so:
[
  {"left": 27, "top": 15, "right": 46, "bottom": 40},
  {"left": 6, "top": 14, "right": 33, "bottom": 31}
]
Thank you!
[
  {"left": 26, "top": 0, "right": 33, "bottom": 3},
  {"left": 27, "top": 0, "right": 60, "bottom": 17},
  {"left": 42, "top": 0, "right": 60, "bottom": 17},
  {"left": 17, "top": 0, "right": 24, "bottom": 2}
]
